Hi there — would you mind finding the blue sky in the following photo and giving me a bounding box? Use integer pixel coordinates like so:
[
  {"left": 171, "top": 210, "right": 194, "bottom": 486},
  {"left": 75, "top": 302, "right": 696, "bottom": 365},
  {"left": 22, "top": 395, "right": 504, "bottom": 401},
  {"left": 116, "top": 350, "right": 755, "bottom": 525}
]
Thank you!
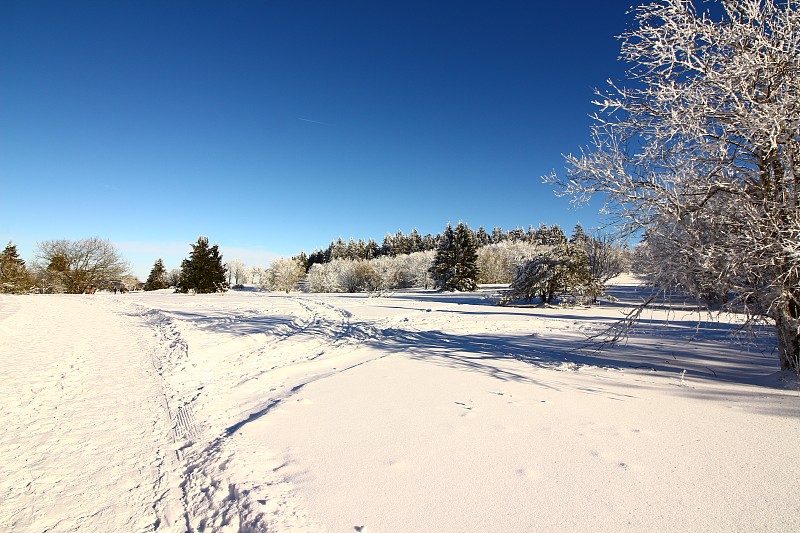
[{"left": 1, "top": 1, "right": 634, "bottom": 279}]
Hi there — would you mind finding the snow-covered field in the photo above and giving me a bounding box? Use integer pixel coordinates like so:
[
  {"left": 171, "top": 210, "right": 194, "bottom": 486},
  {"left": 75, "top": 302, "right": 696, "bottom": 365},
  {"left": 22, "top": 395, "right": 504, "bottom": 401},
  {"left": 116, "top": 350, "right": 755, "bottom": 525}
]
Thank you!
[{"left": 1, "top": 276, "right": 798, "bottom": 532}]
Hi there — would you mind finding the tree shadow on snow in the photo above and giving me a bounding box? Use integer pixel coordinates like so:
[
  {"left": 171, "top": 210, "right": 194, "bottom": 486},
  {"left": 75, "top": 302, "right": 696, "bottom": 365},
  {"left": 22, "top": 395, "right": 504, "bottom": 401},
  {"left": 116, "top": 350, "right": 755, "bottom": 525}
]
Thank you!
[{"left": 370, "top": 320, "right": 783, "bottom": 391}]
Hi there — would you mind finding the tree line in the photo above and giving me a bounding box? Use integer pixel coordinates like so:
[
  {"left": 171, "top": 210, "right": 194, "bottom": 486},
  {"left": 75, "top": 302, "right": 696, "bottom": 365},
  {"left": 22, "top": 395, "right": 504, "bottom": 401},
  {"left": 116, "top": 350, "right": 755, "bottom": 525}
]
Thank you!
[
  {"left": 298, "top": 222, "right": 630, "bottom": 299},
  {"left": 298, "top": 223, "right": 575, "bottom": 272}
]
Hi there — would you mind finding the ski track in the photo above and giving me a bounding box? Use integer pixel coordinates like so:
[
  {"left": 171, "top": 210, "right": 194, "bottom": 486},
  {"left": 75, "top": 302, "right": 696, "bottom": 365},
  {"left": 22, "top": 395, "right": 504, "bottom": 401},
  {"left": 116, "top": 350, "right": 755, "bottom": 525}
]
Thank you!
[
  {"left": 0, "top": 294, "right": 182, "bottom": 532},
  {"left": 111, "top": 292, "right": 389, "bottom": 531}
]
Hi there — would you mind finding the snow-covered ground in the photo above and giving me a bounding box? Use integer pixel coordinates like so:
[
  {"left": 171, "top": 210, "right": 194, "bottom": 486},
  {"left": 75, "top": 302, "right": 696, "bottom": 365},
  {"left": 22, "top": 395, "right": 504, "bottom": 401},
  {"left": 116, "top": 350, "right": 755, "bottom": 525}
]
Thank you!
[{"left": 1, "top": 276, "right": 798, "bottom": 532}]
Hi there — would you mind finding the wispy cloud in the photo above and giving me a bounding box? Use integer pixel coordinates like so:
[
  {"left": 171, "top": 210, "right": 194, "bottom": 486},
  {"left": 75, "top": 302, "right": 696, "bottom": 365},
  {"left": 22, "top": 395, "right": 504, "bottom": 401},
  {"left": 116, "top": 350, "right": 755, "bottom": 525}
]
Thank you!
[{"left": 298, "top": 117, "right": 331, "bottom": 126}]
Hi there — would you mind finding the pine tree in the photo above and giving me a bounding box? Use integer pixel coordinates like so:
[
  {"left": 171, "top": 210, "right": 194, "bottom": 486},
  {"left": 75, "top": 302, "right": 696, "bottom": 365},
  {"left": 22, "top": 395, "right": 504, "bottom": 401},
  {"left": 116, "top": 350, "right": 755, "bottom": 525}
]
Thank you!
[
  {"left": 177, "top": 236, "right": 229, "bottom": 294},
  {"left": 0, "top": 242, "right": 30, "bottom": 294},
  {"left": 144, "top": 258, "right": 170, "bottom": 291}
]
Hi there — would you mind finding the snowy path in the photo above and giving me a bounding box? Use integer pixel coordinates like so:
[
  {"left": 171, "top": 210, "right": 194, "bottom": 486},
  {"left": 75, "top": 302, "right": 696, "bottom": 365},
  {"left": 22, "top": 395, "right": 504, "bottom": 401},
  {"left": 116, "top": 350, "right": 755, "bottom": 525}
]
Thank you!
[{"left": 0, "top": 295, "right": 182, "bottom": 532}]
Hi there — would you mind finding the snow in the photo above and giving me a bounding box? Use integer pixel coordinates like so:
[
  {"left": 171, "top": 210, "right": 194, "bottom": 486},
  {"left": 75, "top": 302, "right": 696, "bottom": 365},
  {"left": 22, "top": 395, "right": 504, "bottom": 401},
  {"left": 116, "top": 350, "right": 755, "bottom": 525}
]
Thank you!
[{"left": 1, "top": 275, "right": 798, "bottom": 532}]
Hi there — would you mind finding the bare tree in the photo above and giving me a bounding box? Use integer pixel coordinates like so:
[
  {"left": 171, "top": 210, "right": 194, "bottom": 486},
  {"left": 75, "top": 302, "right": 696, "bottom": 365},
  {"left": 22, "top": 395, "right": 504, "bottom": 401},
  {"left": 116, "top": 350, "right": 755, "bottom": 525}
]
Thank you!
[
  {"left": 545, "top": 0, "right": 800, "bottom": 371},
  {"left": 35, "top": 237, "right": 129, "bottom": 293}
]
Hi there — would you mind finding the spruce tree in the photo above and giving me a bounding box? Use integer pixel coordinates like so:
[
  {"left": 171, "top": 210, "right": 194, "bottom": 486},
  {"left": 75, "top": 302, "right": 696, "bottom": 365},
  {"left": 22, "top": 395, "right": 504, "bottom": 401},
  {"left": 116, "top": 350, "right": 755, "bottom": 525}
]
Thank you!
[
  {"left": 0, "top": 242, "right": 30, "bottom": 294},
  {"left": 429, "top": 223, "right": 456, "bottom": 290},
  {"left": 451, "top": 222, "right": 479, "bottom": 291},
  {"left": 177, "top": 237, "right": 229, "bottom": 293},
  {"left": 429, "top": 223, "right": 480, "bottom": 291},
  {"left": 144, "top": 258, "right": 170, "bottom": 290}
]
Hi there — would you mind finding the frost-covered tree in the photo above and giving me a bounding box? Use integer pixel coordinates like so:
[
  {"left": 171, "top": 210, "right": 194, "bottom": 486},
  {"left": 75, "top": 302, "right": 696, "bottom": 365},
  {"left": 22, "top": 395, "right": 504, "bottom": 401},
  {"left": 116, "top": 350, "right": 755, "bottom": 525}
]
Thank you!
[
  {"left": 583, "top": 234, "right": 630, "bottom": 283},
  {"left": 305, "top": 251, "right": 435, "bottom": 293},
  {"left": 177, "top": 236, "right": 228, "bottom": 294},
  {"left": 168, "top": 268, "right": 181, "bottom": 288},
  {"left": 225, "top": 259, "right": 248, "bottom": 286},
  {"left": 477, "top": 241, "right": 545, "bottom": 284},
  {"left": 35, "top": 237, "right": 128, "bottom": 294},
  {"left": 144, "top": 258, "right": 170, "bottom": 291},
  {"left": 0, "top": 242, "right": 30, "bottom": 294},
  {"left": 501, "top": 245, "right": 601, "bottom": 305},
  {"left": 249, "top": 265, "right": 265, "bottom": 286},
  {"left": 545, "top": 0, "right": 800, "bottom": 372},
  {"left": 307, "top": 262, "right": 341, "bottom": 292},
  {"left": 121, "top": 274, "right": 141, "bottom": 292},
  {"left": 263, "top": 257, "right": 305, "bottom": 293}
]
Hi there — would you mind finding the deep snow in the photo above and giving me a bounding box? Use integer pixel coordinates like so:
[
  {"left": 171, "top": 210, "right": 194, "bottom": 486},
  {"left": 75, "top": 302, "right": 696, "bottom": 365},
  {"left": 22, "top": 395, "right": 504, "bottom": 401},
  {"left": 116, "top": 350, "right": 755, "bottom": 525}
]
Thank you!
[{"left": 1, "top": 276, "right": 798, "bottom": 532}]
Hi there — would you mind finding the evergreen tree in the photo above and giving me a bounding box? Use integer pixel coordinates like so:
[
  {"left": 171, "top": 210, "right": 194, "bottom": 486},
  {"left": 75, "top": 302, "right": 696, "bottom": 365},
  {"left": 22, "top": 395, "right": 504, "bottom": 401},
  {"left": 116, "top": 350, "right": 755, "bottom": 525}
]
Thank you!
[
  {"left": 491, "top": 227, "right": 505, "bottom": 244},
  {"left": 451, "top": 222, "right": 479, "bottom": 291},
  {"left": 429, "top": 224, "right": 456, "bottom": 290},
  {"left": 307, "top": 249, "right": 326, "bottom": 272},
  {"left": 0, "top": 242, "right": 30, "bottom": 294},
  {"left": 570, "top": 223, "right": 590, "bottom": 246},
  {"left": 407, "top": 229, "right": 423, "bottom": 253},
  {"left": 177, "top": 236, "right": 229, "bottom": 293},
  {"left": 144, "top": 258, "right": 170, "bottom": 290},
  {"left": 365, "top": 239, "right": 381, "bottom": 260},
  {"left": 475, "top": 226, "right": 491, "bottom": 247},
  {"left": 293, "top": 251, "right": 309, "bottom": 272},
  {"left": 429, "top": 223, "right": 480, "bottom": 291},
  {"left": 381, "top": 233, "right": 395, "bottom": 257}
]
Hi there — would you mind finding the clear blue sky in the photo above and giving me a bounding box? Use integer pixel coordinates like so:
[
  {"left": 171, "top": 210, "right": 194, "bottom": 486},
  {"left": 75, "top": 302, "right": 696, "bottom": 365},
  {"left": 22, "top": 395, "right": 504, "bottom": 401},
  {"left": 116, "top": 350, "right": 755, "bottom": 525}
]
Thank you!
[{"left": 1, "top": 1, "right": 634, "bottom": 279}]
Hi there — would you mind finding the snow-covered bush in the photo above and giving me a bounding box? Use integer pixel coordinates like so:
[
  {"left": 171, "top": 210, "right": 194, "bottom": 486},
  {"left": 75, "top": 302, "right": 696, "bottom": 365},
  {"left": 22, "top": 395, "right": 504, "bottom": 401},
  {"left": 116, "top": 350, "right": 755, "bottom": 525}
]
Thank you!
[
  {"left": 306, "top": 262, "right": 341, "bottom": 292},
  {"left": 304, "top": 251, "right": 435, "bottom": 293},
  {"left": 262, "top": 258, "right": 305, "bottom": 293},
  {"left": 500, "top": 245, "right": 602, "bottom": 306},
  {"left": 477, "top": 241, "right": 546, "bottom": 284}
]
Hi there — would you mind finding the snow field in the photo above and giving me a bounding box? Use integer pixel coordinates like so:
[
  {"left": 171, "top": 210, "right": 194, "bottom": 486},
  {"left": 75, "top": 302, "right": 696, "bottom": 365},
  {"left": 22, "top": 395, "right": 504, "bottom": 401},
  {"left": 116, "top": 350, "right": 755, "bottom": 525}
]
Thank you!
[{"left": 1, "top": 276, "right": 799, "bottom": 532}]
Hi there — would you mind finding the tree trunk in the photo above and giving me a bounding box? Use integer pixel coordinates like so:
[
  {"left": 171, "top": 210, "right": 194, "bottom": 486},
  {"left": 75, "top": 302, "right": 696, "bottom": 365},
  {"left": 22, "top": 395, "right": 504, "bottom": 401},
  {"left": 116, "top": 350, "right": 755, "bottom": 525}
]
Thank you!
[{"left": 775, "top": 310, "right": 800, "bottom": 373}]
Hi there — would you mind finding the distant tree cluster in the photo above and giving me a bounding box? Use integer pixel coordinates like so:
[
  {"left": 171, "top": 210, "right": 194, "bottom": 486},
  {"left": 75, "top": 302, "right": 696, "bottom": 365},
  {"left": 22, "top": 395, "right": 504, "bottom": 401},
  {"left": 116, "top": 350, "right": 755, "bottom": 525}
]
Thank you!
[
  {"left": 301, "top": 222, "right": 629, "bottom": 297},
  {"left": 495, "top": 225, "right": 628, "bottom": 306},
  {"left": 301, "top": 223, "right": 573, "bottom": 272},
  {"left": 306, "top": 251, "right": 435, "bottom": 293}
]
